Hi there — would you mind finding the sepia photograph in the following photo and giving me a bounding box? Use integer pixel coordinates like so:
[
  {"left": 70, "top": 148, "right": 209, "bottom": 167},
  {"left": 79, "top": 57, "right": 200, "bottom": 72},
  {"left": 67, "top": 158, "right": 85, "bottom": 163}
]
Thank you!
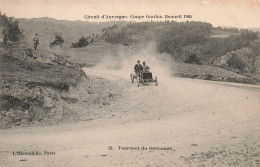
[{"left": 0, "top": 0, "right": 260, "bottom": 166}]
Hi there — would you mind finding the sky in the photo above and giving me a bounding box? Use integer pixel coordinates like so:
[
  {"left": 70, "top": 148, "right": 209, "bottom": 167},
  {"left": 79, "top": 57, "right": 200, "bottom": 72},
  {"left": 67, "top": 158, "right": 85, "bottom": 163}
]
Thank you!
[{"left": 0, "top": 0, "right": 260, "bottom": 28}]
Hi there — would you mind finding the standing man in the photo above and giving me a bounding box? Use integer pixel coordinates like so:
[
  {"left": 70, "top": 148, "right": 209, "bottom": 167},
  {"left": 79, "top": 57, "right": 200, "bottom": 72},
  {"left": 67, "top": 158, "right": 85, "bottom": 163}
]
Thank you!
[
  {"left": 2, "top": 26, "right": 8, "bottom": 46},
  {"left": 134, "top": 60, "right": 143, "bottom": 76},
  {"left": 33, "top": 33, "right": 39, "bottom": 50}
]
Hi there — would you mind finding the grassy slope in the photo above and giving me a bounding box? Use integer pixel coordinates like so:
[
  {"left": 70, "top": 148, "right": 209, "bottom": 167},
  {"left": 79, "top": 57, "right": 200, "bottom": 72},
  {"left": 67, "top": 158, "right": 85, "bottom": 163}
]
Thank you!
[
  {"left": 18, "top": 18, "right": 127, "bottom": 48},
  {"left": 51, "top": 44, "right": 122, "bottom": 66},
  {"left": 1, "top": 46, "right": 83, "bottom": 90}
]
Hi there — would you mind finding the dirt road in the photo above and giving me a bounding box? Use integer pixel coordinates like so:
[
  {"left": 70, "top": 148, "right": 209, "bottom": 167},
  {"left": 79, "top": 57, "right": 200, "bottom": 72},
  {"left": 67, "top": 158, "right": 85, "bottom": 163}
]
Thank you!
[{"left": 1, "top": 68, "right": 260, "bottom": 167}]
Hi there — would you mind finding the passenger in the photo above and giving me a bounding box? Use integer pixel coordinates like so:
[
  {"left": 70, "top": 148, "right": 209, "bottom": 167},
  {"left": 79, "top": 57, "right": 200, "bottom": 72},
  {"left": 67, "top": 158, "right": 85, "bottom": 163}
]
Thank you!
[
  {"left": 142, "top": 61, "right": 150, "bottom": 72},
  {"left": 134, "top": 60, "right": 143, "bottom": 75}
]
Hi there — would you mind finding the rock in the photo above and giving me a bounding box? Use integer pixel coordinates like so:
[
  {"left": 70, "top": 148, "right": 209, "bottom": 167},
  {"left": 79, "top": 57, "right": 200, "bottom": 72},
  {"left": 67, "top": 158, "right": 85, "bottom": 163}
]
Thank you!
[
  {"left": 65, "top": 63, "right": 71, "bottom": 66},
  {"left": 43, "top": 96, "right": 54, "bottom": 108}
]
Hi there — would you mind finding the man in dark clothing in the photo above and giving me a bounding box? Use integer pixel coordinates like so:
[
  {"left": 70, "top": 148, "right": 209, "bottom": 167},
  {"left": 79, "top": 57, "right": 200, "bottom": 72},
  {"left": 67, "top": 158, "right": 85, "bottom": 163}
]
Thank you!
[
  {"left": 2, "top": 26, "right": 8, "bottom": 45},
  {"left": 134, "top": 60, "right": 143, "bottom": 76},
  {"left": 33, "top": 33, "right": 39, "bottom": 50}
]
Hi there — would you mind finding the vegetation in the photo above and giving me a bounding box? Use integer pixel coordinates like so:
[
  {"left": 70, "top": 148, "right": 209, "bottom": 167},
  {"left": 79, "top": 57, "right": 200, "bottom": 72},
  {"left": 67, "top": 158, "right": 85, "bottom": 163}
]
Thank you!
[
  {"left": 50, "top": 33, "right": 64, "bottom": 48},
  {"left": 0, "top": 11, "right": 22, "bottom": 42},
  {"left": 156, "top": 22, "right": 258, "bottom": 64},
  {"left": 102, "top": 26, "right": 131, "bottom": 45},
  {"left": 184, "top": 53, "right": 202, "bottom": 65},
  {"left": 100, "top": 21, "right": 259, "bottom": 79},
  {"left": 71, "top": 36, "right": 90, "bottom": 48},
  {"left": 215, "top": 26, "right": 239, "bottom": 33},
  {"left": 227, "top": 54, "right": 247, "bottom": 73},
  {"left": 157, "top": 21, "right": 212, "bottom": 54}
]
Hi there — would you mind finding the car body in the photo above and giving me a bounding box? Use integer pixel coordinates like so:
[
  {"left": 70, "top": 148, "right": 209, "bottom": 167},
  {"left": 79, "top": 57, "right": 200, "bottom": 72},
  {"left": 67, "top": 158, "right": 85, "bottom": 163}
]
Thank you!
[{"left": 130, "top": 71, "right": 158, "bottom": 87}]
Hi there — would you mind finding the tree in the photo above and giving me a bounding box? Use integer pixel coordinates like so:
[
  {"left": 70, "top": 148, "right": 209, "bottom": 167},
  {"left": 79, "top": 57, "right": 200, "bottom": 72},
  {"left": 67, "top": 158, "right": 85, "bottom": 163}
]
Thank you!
[
  {"left": 0, "top": 12, "right": 22, "bottom": 43},
  {"left": 0, "top": 11, "right": 9, "bottom": 27},
  {"left": 9, "top": 20, "right": 22, "bottom": 42}
]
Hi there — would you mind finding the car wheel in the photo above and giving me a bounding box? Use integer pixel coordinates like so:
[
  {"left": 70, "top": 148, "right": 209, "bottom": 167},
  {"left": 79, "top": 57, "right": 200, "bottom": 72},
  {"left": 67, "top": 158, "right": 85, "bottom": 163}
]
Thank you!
[
  {"left": 155, "top": 76, "right": 158, "bottom": 86},
  {"left": 130, "top": 74, "right": 134, "bottom": 83}
]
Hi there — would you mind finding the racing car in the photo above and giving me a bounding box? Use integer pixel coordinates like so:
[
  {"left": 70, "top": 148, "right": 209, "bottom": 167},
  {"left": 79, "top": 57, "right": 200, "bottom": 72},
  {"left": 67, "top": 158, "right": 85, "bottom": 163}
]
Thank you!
[{"left": 130, "top": 71, "right": 158, "bottom": 87}]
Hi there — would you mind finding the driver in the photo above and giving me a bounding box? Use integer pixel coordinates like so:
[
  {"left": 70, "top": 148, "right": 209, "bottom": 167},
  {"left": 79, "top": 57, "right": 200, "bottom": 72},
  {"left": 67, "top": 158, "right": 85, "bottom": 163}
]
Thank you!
[
  {"left": 142, "top": 61, "right": 150, "bottom": 72},
  {"left": 134, "top": 60, "right": 143, "bottom": 75}
]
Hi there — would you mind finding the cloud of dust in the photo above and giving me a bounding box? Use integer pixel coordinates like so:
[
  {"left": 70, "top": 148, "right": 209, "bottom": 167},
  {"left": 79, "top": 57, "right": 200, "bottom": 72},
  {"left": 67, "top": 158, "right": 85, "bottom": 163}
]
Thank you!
[{"left": 93, "top": 42, "right": 174, "bottom": 82}]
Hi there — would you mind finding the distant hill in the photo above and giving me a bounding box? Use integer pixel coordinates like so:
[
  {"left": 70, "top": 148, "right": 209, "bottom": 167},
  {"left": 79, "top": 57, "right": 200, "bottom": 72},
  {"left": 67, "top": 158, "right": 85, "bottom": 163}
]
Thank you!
[
  {"left": 249, "top": 28, "right": 260, "bottom": 32},
  {"left": 18, "top": 17, "right": 127, "bottom": 48}
]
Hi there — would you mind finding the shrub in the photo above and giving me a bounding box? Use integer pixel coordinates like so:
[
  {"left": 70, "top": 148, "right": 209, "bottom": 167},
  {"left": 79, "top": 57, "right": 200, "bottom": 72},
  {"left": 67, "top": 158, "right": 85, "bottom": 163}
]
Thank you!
[
  {"left": 25, "top": 48, "right": 33, "bottom": 57},
  {"left": 70, "top": 37, "right": 90, "bottom": 48},
  {"left": 227, "top": 54, "right": 246, "bottom": 72},
  {"left": 50, "top": 34, "right": 64, "bottom": 48},
  {"left": 184, "top": 53, "right": 202, "bottom": 65}
]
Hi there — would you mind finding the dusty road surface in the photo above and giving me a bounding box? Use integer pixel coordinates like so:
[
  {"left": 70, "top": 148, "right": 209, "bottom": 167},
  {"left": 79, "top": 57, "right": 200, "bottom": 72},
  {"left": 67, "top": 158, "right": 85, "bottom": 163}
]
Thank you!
[{"left": 1, "top": 68, "right": 260, "bottom": 167}]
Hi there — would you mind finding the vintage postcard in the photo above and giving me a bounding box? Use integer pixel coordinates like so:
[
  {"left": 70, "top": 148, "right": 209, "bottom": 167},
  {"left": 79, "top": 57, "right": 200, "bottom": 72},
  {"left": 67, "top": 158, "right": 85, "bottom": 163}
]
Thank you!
[{"left": 0, "top": 0, "right": 260, "bottom": 166}]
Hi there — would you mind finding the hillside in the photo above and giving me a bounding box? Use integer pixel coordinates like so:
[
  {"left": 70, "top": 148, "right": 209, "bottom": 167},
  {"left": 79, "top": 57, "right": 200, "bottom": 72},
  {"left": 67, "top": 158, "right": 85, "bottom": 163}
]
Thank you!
[
  {"left": 2, "top": 14, "right": 260, "bottom": 90},
  {"left": 17, "top": 17, "right": 127, "bottom": 48},
  {"left": 6, "top": 16, "right": 259, "bottom": 84},
  {"left": 0, "top": 44, "right": 123, "bottom": 128},
  {"left": 99, "top": 22, "right": 260, "bottom": 82}
]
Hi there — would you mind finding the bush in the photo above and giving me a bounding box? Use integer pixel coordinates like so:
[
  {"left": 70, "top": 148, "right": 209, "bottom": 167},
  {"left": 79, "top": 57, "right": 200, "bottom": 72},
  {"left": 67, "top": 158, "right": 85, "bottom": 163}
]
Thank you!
[
  {"left": 50, "top": 34, "right": 64, "bottom": 48},
  {"left": 227, "top": 54, "right": 246, "bottom": 72},
  {"left": 71, "top": 37, "right": 90, "bottom": 48},
  {"left": 25, "top": 48, "right": 33, "bottom": 57},
  {"left": 184, "top": 53, "right": 202, "bottom": 65}
]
